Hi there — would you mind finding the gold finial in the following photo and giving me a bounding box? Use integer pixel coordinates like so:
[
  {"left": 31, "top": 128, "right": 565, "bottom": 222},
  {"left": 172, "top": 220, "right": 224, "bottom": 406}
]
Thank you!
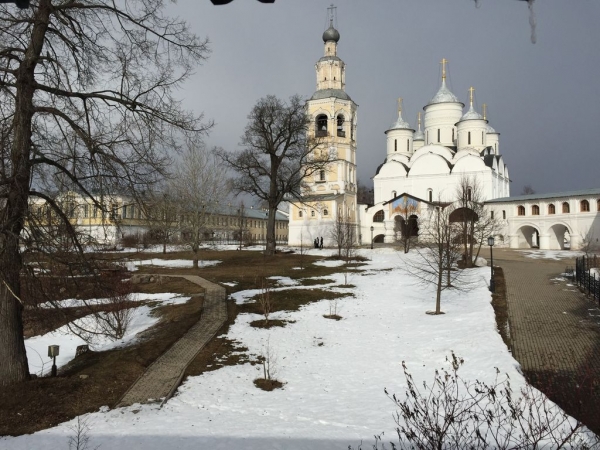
[
  {"left": 482, "top": 103, "right": 487, "bottom": 120},
  {"left": 468, "top": 86, "right": 475, "bottom": 107},
  {"left": 397, "top": 97, "right": 403, "bottom": 115},
  {"left": 440, "top": 58, "right": 448, "bottom": 81},
  {"left": 417, "top": 112, "right": 422, "bottom": 129}
]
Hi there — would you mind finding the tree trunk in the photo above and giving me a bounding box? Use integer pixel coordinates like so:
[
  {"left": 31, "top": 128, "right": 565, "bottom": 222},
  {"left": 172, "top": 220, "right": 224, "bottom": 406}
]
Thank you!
[
  {"left": 265, "top": 206, "right": 277, "bottom": 256},
  {"left": 0, "top": 0, "right": 52, "bottom": 385},
  {"left": 163, "top": 240, "right": 167, "bottom": 254},
  {"left": 435, "top": 269, "right": 443, "bottom": 314},
  {"left": 193, "top": 249, "right": 199, "bottom": 269}
]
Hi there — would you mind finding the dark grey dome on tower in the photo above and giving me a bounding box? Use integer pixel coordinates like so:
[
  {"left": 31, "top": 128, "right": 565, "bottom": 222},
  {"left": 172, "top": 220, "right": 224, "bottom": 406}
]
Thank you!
[{"left": 322, "top": 25, "right": 340, "bottom": 43}]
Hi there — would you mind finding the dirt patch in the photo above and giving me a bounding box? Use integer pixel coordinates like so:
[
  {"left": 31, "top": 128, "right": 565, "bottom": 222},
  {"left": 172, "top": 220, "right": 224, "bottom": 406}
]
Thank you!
[
  {"left": 300, "top": 278, "right": 335, "bottom": 286},
  {"left": 238, "top": 288, "right": 350, "bottom": 315},
  {"left": 323, "top": 314, "right": 342, "bottom": 321},
  {"left": 254, "top": 378, "right": 284, "bottom": 391},
  {"left": 249, "top": 319, "right": 288, "bottom": 329},
  {"left": 490, "top": 266, "right": 511, "bottom": 350}
]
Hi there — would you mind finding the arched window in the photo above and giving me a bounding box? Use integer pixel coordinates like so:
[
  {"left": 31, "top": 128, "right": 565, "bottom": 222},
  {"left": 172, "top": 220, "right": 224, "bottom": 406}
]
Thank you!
[
  {"left": 452, "top": 129, "right": 455, "bottom": 142},
  {"left": 298, "top": 210, "right": 303, "bottom": 218},
  {"left": 562, "top": 202, "right": 570, "bottom": 214},
  {"left": 581, "top": 200, "right": 590, "bottom": 212},
  {"left": 548, "top": 204, "right": 555, "bottom": 215},
  {"left": 482, "top": 131, "right": 484, "bottom": 144},
  {"left": 597, "top": 199, "right": 600, "bottom": 212},
  {"left": 316, "top": 114, "right": 328, "bottom": 137},
  {"left": 428, "top": 189, "right": 433, "bottom": 202},
  {"left": 517, "top": 205, "right": 525, "bottom": 216},
  {"left": 323, "top": 209, "right": 328, "bottom": 216},
  {"left": 532, "top": 205, "right": 540, "bottom": 215},
  {"left": 373, "top": 210, "right": 384, "bottom": 222},
  {"left": 467, "top": 187, "right": 472, "bottom": 201},
  {"left": 337, "top": 114, "right": 345, "bottom": 137},
  {"left": 437, "top": 129, "right": 440, "bottom": 142},
  {"left": 502, "top": 210, "right": 506, "bottom": 220},
  {"left": 468, "top": 132, "right": 471, "bottom": 145},
  {"left": 394, "top": 139, "right": 397, "bottom": 152},
  {"left": 319, "top": 169, "right": 326, "bottom": 181},
  {"left": 311, "top": 210, "right": 315, "bottom": 217},
  {"left": 406, "top": 140, "right": 409, "bottom": 152}
]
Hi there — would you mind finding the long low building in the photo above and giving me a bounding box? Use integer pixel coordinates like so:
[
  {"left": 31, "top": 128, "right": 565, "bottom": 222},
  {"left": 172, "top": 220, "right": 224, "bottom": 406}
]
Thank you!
[{"left": 485, "top": 188, "right": 600, "bottom": 250}]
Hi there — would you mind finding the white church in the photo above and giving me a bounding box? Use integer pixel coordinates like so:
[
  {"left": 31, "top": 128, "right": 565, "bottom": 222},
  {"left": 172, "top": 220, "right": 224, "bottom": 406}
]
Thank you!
[{"left": 288, "top": 13, "right": 600, "bottom": 251}]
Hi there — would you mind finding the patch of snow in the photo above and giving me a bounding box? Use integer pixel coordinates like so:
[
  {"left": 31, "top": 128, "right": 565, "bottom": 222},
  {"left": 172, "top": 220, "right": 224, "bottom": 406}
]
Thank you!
[
  {"left": 520, "top": 250, "right": 583, "bottom": 260},
  {"left": 267, "top": 276, "right": 300, "bottom": 286},
  {"left": 473, "top": 256, "right": 487, "bottom": 267},
  {"left": 128, "top": 259, "right": 221, "bottom": 269}
]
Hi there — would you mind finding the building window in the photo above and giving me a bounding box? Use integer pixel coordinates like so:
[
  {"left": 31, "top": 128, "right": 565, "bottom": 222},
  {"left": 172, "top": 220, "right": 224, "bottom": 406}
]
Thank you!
[
  {"left": 490, "top": 211, "right": 494, "bottom": 219},
  {"left": 597, "top": 199, "right": 600, "bottom": 212},
  {"left": 532, "top": 205, "right": 539, "bottom": 215},
  {"left": 394, "top": 139, "right": 397, "bottom": 152},
  {"left": 482, "top": 131, "right": 484, "bottom": 144},
  {"left": 502, "top": 210, "right": 506, "bottom": 220},
  {"left": 319, "top": 169, "right": 326, "bottom": 181},
  {"left": 298, "top": 210, "right": 303, "bottom": 218},
  {"left": 316, "top": 114, "right": 328, "bottom": 137},
  {"left": 581, "top": 199, "right": 590, "bottom": 212},
  {"left": 468, "top": 132, "right": 471, "bottom": 145},
  {"left": 323, "top": 209, "right": 328, "bottom": 216},
  {"left": 562, "top": 202, "right": 570, "bottom": 214},
  {"left": 407, "top": 140, "right": 409, "bottom": 152},
  {"left": 467, "top": 188, "right": 472, "bottom": 201},
  {"left": 428, "top": 189, "right": 433, "bottom": 202},
  {"left": 122, "top": 205, "right": 127, "bottom": 219},
  {"left": 337, "top": 114, "right": 345, "bottom": 137},
  {"left": 517, "top": 205, "right": 525, "bottom": 216},
  {"left": 437, "top": 129, "right": 440, "bottom": 142},
  {"left": 311, "top": 210, "right": 315, "bottom": 217},
  {"left": 373, "top": 210, "right": 384, "bottom": 222},
  {"left": 452, "top": 129, "right": 455, "bottom": 142},
  {"left": 548, "top": 204, "right": 555, "bottom": 215}
]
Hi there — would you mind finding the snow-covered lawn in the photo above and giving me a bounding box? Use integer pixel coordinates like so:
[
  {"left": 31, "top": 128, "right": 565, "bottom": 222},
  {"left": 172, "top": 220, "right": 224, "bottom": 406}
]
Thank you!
[
  {"left": 520, "top": 249, "right": 583, "bottom": 260},
  {"left": 2, "top": 249, "right": 575, "bottom": 449},
  {"left": 26, "top": 293, "right": 191, "bottom": 377}
]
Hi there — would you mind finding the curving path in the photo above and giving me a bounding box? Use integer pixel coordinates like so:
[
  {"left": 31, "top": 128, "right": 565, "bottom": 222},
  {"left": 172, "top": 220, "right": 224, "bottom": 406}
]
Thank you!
[{"left": 117, "top": 275, "right": 227, "bottom": 408}]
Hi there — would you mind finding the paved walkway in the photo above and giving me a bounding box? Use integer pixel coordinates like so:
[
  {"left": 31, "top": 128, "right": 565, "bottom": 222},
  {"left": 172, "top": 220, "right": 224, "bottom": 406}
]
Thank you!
[
  {"left": 117, "top": 275, "right": 227, "bottom": 407},
  {"left": 480, "top": 248, "right": 600, "bottom": 373}
]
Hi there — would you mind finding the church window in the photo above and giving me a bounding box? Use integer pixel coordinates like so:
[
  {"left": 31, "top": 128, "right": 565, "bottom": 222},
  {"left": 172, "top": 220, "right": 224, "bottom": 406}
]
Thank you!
[
  {"left": 428, "top": 189, "right": 433, "bottom": 202},
  {"left": 581, "top": 200, "right": 590, "bottom": 212},
  {"left": 517, "top": 205, "right": 525, "bottom": 216},
  {"left": 406, "top": 140, "right": 409, "bottom": 152},
  {"left": 394, "top": 139, "right": 397, "bottom": 152},
  {"left": 467, "top": 188, "right": 472, "bottom": 201},
  {"left": 502, "top": 210, "right": 506, "bottom": 220},
  {"left": 490, "top": 211, "right": 494, "bottom": 219},
  {"left": 319, "top": 170, "right": 326, "bottom": 181},
  {"left": 337, "top": 115, "right": 345, "bottom": 137},
  {"left": 334, "top": 77, "right": 336, "bottom": 80},
  {"left": 373, "top": 210, "right": 384, "bottom": 222},
  {"left": 452, "top": 129, "right": 455, "bottom": 142},
  {"left": 298, "top": 210, "right": 303, "bottom": 218},
  {"left": 562, "top": 202, "right": 570, "bottom": 213},
  {"left": 311, "top": 210, "right": 315, "bottom": 217},
  {"left": 468, "top": 132, "right": 471, "bottom": 145},
  {"left": 597, "top": 199, "right": 600, "bottom": 212},
  {"left": 316, "top": 115, "right": 328, "bottom": 137},
  {"left": 482, "top": 131, "right": 484, "bottom": 144},
  {"left": 548, "top": 204, "right": 555, "bottom": 215},
  {"left": 324, "top": 209, "right": 328, "bottom": 216},
  {"left": 532, "top": 205, "right": 540, "bottom": 215},
  {"left": 437, "top": 129, "right": 440, "bottom": 142},
  {"left": 83, "top": 205, "right": 88, "bottom": 218},
  {"left": 495, "top": 143, "right": 497, "bottom": 153}
]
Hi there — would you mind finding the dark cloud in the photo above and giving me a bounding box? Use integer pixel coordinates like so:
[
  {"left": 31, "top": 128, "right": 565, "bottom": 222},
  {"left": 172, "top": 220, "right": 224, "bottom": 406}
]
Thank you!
[{"left": 175, "top": 0, "right": 600, "bottom": 196}]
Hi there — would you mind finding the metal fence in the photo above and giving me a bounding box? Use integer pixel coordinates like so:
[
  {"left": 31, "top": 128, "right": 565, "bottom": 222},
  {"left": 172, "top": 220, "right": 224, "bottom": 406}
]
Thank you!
[{"left": 572, "top": 255, "right": 600, "bottom": 303}]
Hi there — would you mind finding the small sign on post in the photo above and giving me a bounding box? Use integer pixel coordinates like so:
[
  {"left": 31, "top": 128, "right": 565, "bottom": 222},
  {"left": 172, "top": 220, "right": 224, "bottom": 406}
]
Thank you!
[{"left": 48, "top": 345, "right": 59, "bottom": 377}]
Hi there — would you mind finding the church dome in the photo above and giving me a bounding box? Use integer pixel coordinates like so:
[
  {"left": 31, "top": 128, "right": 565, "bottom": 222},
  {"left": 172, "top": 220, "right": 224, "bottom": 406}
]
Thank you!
[
  {"left": 486, "top": 124, "right": 497, "bottom": 133},
  {"left": 388, "top": 115, "right": 410, "bottom": 131},
  {"left": 414, "top": 129, "right": 424, "bottom": 140},
  {"left": 460, "top": 105, "right": 483, "bottom": 121},
  {"left": 322, "top": 25, "right": 340, "bottom": 43},
  {"left": 428, "top": 80, "right": 460, "bottom": 105}
]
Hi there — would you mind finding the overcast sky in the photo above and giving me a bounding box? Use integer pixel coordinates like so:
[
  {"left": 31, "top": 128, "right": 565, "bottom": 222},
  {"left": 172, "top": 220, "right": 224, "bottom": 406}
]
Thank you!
[{"left": 173, "top": 0, "right": 600, "bottom": 197}]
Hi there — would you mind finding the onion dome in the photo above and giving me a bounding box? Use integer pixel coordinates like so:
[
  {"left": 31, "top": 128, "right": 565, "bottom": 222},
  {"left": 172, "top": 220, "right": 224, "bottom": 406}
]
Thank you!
[
  {"left": 322, "top": 25, "right": 340, "bottom": 43},
  {"left": 486, "top": 124, "right": 497, "bottom": 133},
  {"left": 389, "top": 112, "right": 410, "bottom": 131},
  {"left": 428, "top": 80, "right": 460, "bottom": 105},
  {"left": 414, "top": 112, "right": 424, "bottom": 140},
  {"left": 460, "top": 104, "right": 483, "bottom": 121}
]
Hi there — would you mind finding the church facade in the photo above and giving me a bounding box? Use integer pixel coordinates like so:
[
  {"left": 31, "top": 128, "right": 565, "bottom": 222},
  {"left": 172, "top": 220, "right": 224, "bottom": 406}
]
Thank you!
[{"left": 288, "top": 13, "right": 600, "bottom": 252}]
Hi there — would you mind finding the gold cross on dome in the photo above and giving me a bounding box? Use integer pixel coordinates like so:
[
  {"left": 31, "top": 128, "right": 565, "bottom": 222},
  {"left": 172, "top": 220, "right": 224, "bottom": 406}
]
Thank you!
[
  {"left": 397, "top": 97, "right": 403, "bottom": 114},
  {"left": 468, "top": 86, "right": 475, "bottom": 106},
  {"left": 482, "top": 103, "right": 487, "bottom": 120},
  {"left": 440, "top": 58, "right": 448, "bottom": 81}
]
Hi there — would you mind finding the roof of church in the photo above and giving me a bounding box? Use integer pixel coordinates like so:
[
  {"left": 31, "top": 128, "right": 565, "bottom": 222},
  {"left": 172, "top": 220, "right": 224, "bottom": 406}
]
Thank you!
[
  {"left": 310, "top": 89, "right": 352, "bottom": 101},
  {"left": 486, "top": 187, "right": 600, "bottom": 204},
  {"left": 460, "top": 105, "right": 483, "bottom": 121},
  {"left": 318, "top": 55, "right": 343, "bottom": 63},
  {"left": 428, "top": 80, "right": 461, "bottom": 105},
  {"left": 322, "top": 24, "right": 340, "bottom": 43},
  {"left": 296, "top": 193, "right": 342, "bottom": 202}
]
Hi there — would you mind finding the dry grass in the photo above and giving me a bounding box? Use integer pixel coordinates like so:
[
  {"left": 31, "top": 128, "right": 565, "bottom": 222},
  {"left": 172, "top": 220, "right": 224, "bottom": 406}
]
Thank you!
[{"left": 253, "top": 378, "right": 284, "bottom": 391}]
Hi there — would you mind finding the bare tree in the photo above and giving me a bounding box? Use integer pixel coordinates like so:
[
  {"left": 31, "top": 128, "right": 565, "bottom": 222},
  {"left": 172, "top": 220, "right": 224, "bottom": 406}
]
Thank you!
[
  {"left": 357, "top": 179, "right": 374, "bottom": 205},
  {"left": 580, "top": 228, "right": 599, "bottom": 258},
  {"left": 405, "top": 204, "right": 463, "bottom": 315},
  {"left": 234, "top": 202, "right": 250, "bottom": 250},
  {"left": 217, "top": 95, "right": 330, "bottom": 256},
  {"left": 330, "top": 211, "right": 356, "bottom": 259},
  {"left": 521, "top": 184, "right": 536, "bottom": 195},
  {"left": 0, "top": 0, "right": 210, "bottom": 385},
  {"left": 454, "top": 175, "right": 486, "bottom": 267},
  {"left": 139, "top": 184, "right": 181, "bottom": 254},
  {"left": 393, "top": 196, "right": 419, "bottom": 254},
  {"left": 173, "top": 141, "right": 228, "bottom": 268}
]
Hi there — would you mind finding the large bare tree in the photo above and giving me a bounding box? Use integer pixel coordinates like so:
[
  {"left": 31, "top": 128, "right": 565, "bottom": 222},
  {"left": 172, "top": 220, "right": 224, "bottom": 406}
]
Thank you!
[
  {"left": 0, "top": 0, "right": 210, "bottom": 385},
  {"left": 217, "top": 95, "right": 329, "bottom": 256}
]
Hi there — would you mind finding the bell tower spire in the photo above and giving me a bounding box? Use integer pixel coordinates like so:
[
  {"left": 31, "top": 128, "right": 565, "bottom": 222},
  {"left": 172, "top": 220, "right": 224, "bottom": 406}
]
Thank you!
[{"left": 316, "top": 4, "right": 344, "bottom": 92}]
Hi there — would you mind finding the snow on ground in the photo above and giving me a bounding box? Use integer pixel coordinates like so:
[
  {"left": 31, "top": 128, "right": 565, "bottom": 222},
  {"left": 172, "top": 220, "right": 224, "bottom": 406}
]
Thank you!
[
  {"left": 520, "top": 249, "right": 583, "bottom": 260},
  {"left": 267, "top": 276, "right": 300, "bottom": 286},
  {"left": 3, "top": 248, "right": 569, "bottom": 449},
  {"left": 25, "top": 293, "right": 190, "bottom": 377},
  {"left": 126, "top": 259, "right": 221, "bottom": 271},
  {"left": 40, "top": 292, "right": 190, "bottom": 309}
]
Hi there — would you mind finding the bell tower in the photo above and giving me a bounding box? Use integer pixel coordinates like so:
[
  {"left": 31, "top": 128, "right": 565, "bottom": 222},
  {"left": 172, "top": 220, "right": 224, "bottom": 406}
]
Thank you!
[{"left": 287, "top": 5, "right": 359, "bottom": 246}]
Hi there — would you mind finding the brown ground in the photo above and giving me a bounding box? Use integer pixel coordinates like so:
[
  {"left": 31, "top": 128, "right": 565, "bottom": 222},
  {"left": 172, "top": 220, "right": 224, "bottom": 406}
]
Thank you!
[{"left": 2, "top": 249, "right": 347, "bottom": 437}]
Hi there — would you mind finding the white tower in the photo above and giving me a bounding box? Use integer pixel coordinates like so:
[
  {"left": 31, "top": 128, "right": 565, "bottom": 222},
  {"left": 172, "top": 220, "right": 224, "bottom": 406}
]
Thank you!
[
  {"left": 385, "top": 98, "right": 414, "bottom": 162},
  {"left": 287, "top": 6, "right": 359, "bottom": 247}
]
